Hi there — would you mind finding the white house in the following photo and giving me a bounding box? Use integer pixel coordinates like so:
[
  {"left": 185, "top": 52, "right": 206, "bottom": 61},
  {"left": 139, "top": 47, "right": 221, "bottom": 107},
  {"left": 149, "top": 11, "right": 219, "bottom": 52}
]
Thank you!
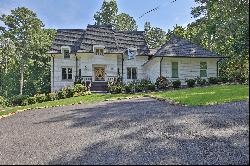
[{"left": 48, "top": 24, "right": 224, "bottom": 92}]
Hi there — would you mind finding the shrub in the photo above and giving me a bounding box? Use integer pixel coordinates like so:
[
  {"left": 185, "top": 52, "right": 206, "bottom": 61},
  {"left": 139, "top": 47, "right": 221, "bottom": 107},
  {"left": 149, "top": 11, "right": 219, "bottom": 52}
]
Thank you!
[
  {"left": 147, "top": 84, "right": 156, "bottom": 91},
  {"left": 172, "top": 80, "right": 181, "bottom": 89},
  {"left": 155, "top": 76, "right": 171, "bottom": 90},
  {"left": 0, "top": 96, "right": 8, "bottom": 109},
  {"left": 47, "top": 92, "right": 57, "bottom": 101},
  {"left": 34, "top": 94, "right": 48, "bottom": 103},
  {"left": 208, "top": 77, "right": 219, "bottom": 84},
  {"left": 65, "top": 87, "right": 74, "bottom": 98},
  {"left": 10, "top": 95, "right": 29, "bottom": 106},
  {"left": 218, "top": 76, "right": 229, "bottom": 83},
  {"left": 124, "top": 85, "right": 132, "bottom": 93},
  {"left": 196, "top": 77, "right": 207, "bottom": 86},
  {"left": 57, "top": 88, "right": 68, "bottom": 99},
  {"left": 186, "top": 79, "right": 196, "bottom": 88},
  {"left": 73, "top": 84, "right": 87, "bottom": 93}
]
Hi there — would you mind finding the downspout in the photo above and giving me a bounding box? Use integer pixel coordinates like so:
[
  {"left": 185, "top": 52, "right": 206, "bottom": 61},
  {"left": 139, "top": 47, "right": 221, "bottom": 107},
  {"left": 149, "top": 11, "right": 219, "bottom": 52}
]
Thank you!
[
  {"left": 160, "top": 57, "right": 164, "bottom": 77},
  {"left": 122, "top": 53, "right": 124, "bottom": 83},
  {"left": 52, "top": 54, "right": 55, "bottom": 92},
  {"left": 75, "top": 53, "right": 78, "bottom": 82}
]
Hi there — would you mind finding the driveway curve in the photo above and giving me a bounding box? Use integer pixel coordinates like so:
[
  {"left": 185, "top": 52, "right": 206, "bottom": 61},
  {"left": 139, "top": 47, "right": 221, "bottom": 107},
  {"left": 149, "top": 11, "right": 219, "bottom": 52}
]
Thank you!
[{"left": 0, "top": 97, "right": 249, "bottom": 165}]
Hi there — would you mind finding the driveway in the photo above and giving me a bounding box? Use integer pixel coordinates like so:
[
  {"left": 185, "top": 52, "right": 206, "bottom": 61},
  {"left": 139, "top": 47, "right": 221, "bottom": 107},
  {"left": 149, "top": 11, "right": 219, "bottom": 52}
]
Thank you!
[{"left": 0, "top": 97, "right": 249, "bottom": 165}]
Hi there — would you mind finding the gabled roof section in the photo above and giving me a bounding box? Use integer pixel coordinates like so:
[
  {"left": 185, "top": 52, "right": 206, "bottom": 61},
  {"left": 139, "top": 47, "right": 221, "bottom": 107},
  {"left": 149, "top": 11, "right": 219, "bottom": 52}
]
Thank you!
[
  {"left": 154, "top": 36, "right": 224, "bottom": 58},
  {"left": 50, "top": 29, "right": 85, "bottom": 53}
]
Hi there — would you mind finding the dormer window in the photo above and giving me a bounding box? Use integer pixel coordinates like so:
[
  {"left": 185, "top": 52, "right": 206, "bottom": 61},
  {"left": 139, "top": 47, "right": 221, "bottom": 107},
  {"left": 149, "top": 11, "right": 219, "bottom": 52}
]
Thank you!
[
  {"left": 127, "top": 48, "right": 137, "bottom": 60},
  {"left": 61, "top": 46, "right": 71, "bottom": 59},
  {"left": 93, "top": 45, "right": 105, "bottom": 56}
]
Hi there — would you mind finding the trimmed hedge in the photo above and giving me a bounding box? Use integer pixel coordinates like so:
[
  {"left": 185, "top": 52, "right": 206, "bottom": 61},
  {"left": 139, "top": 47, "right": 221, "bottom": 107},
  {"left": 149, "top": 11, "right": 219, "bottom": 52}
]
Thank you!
[
  {"left": 186, "top": 79, "right": 196, "bottom": 88},
  {"left": 172, "top": 80, "right": 181, "bottom": 89}
]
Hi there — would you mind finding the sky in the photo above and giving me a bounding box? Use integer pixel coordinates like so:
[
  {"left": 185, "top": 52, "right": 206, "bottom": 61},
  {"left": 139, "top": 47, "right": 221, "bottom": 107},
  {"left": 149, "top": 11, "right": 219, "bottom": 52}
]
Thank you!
[{"left": 0, "top": 0, "right": 197, "bottom": 31}]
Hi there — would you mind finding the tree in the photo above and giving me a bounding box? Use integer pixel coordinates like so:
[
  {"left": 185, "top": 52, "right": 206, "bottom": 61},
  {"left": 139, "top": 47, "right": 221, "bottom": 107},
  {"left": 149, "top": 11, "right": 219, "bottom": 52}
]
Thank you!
[
  {"left": 0, "top": 7, "right": 56, "bottom": 96},
  {"left": 144, "top": 22, "right": 167, "bottom": 49},
  {"left": 94, "top": 0, "right": 118, "bottom": 25},
  {"left": 188, "top": 0, "right": 249, "bottom": 83},
  {"left": 94, "top": 0, "right": 138, "bottom": 31},
  {"left": 114, "top": 13, "right": 137, "bottom": 31}
]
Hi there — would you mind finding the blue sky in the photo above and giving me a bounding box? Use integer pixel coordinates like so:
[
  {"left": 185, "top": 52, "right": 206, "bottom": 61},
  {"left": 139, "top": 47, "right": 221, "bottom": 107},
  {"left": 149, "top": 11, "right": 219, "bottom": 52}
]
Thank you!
[{"left": 0, "top": 0, "right": 197, "bottom": 31}]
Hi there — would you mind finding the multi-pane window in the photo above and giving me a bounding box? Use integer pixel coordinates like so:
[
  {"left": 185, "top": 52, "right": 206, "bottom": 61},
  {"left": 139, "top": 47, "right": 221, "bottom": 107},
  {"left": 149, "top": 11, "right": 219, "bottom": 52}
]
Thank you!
[
  {"left": 95, "top": 48, "right": 104, "bottom": 55},
  {"left": 172, "top": 62, "right": 178, "bottom": 78},
  {"left": 200, "top": 62, "right": 207, "bottom": 77},
  {"left": 127, "top": 67, "right": 137, "bottom": 80},
  {"left": 62, "top": 68, "right": 72, "bottom": 80},
  {"left": 63, "top": 49, "right": 70, "bottom": 59}
]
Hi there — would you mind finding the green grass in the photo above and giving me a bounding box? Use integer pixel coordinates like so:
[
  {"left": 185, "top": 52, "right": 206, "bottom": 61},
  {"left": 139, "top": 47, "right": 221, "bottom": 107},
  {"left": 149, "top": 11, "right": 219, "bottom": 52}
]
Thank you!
[
  {"left": 0, "top": 84, "right": 249, "bottom": 117},
  {"left": 151, "top": 84, "right": 249, "bottom": 106},
  {"left": 0, "top": 93, "right": 143, "bottom": 117}
]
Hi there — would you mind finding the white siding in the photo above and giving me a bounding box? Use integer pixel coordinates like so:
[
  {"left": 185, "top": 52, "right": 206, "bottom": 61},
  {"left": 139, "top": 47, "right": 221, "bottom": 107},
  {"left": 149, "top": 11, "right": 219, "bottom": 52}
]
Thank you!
[
  {"left": 161, "top": 57, "right": 219, "bottom": 84},
  {"left": 122, "top": 55, "right": 148, "bottom": 83},
  {"left": 144, "top": 57, "right": 161, "bottom": 83},
  {"left": 51, "top": 53, "right": 76, "bottom": 92}
]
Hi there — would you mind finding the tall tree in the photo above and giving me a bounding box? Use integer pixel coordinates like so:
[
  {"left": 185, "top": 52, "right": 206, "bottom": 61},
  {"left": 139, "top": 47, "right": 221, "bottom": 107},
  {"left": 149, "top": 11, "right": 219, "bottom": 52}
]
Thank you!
[
  {"left": 0, "top": 7, "right": 56, "bottom": 96},
  {"left": 114, "top": 13, "right": 138, "bottom": 31},
  {"left": 144, "top": 22, "right": 167, "bottom": 49},
  {"left": 94, "top": 0, "right": 118, "bottom": 25},
  {"left": 94, "top": 0, "right": 138, "bottom": 31}
]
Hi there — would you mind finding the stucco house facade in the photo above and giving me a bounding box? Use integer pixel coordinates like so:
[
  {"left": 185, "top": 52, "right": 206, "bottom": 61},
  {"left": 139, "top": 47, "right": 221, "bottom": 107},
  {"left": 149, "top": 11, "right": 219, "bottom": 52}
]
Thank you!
[{"left": 48, "top": 24, "right": 224, "bottom": 92}]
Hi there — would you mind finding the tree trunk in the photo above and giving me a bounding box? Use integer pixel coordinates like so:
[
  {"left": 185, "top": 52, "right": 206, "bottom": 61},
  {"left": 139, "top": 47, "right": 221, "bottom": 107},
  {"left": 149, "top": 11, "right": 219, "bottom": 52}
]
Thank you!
[{"left": 20, "top": 58, "right": 24, "bottom": 95}]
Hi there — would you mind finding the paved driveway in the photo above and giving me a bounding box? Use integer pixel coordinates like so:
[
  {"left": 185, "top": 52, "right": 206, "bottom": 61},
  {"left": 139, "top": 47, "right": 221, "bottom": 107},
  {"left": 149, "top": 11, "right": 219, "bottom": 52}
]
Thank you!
[{"left": 0, "top": 97, "right": 249, "bottom": 165}]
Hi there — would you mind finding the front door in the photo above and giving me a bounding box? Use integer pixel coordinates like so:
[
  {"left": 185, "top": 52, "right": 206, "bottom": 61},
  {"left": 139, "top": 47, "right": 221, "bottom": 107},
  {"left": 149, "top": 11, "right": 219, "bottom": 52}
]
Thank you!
[{"left": 94, "top": 67, "right": 105, "bottom": 81}]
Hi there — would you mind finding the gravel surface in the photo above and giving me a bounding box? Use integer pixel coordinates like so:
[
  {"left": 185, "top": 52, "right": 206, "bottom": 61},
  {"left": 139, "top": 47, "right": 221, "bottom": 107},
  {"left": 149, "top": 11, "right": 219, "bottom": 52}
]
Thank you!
[{"left": 0, "top": 97, "right": 249, "bottom": 165}]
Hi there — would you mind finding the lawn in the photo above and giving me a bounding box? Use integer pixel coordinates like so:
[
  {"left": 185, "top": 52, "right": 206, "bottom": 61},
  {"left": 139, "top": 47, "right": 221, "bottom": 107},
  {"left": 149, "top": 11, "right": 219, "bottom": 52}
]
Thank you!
[
  {"left": 151, "top": 84, "right": 249, "bottom": 106},
  {"left": 0, "top": 93, "right": 143, "bottom": 117},
  {"left": 0, "top": 84, "right": 249, "bottom": 117}
]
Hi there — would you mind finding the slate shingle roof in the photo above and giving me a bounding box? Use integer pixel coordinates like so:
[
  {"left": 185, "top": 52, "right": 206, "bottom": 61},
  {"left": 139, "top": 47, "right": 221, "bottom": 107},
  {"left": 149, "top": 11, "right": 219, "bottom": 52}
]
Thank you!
[
  {"left": 154, "top": 36, "right": 223, "bottom": 57},
  {"left": 50, "top": 25, "right": 223, "bottom": 58},
  {"left": 51, "top": 29, "right": 85, "bottom": 53},
  {"left": 50, "top": 25, "right": 149, "bottom": 55}
]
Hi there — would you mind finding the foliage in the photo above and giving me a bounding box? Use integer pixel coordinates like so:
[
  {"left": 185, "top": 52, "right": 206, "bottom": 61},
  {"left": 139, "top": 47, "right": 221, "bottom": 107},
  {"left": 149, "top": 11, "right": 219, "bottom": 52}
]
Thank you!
[
  {"left": 94, "top": 0, "right": 138, "bottom": 31},
  {"left": 144, "top": 22, "right": 167, "bottom": 49},
  {"left": 47, "top": 92, "right": 57, "bottom": 101},
  {"left": 94, "top": 0, "right": 118, "bottom": 25},
  {"left": 34, "top": 94, "right": 47, "bottom": 103},
  {"left": 155, "top": 76, "right": 171, "bottom": 90},
  {"left": 0, "top": 7, "right": 56, "bottom": 97},
  {"left": 172, "top": 80, "right": 181, "bottom": 89},
  {"left": 208, "top": 77, "right": 219, "bottom": 85},
  {"left": 195, "top": 77, "right": 207, "bottom": 86},
  {"left": 186, "top": 79, "right": 196, "bottom": 88},
  {"left": 114, "top": 13, "right": 137, "bottom": 31},
  {"left": 10, "top": 95, "right": 29, "bottom": 106},
  {"left": 0, "top": 96, "right": 8, "bottom": 109}
]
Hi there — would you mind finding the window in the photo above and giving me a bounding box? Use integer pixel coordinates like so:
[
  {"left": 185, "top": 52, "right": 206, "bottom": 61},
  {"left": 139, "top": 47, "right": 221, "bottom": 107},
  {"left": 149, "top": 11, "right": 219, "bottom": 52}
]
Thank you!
[
  {"left": 172, "top": 62, "right": 178, "bottom": 78},
  {"left": 95, "top": 48, "right": 104, "bottom": 55},
  {"left": 200, "top": 62, "right": 207, "bottom": 77},
  {"left": 61, "top": 46, "right": 71, "bottom": 59},
  {"left": 127, "top": 67, "right": 137, "bottom": 79},
  {"left": 63, "top": 50, "right": 70, "bottom": 58},
  {"left": 62, "top": 67, "right": 73, "bottom": 80}
]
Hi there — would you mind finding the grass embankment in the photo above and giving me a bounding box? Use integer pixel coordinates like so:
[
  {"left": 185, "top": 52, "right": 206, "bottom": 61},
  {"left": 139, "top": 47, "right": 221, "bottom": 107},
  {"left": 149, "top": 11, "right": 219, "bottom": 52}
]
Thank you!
[{"left": 0, "top": 84, "right": 248, "bottom": 117}]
